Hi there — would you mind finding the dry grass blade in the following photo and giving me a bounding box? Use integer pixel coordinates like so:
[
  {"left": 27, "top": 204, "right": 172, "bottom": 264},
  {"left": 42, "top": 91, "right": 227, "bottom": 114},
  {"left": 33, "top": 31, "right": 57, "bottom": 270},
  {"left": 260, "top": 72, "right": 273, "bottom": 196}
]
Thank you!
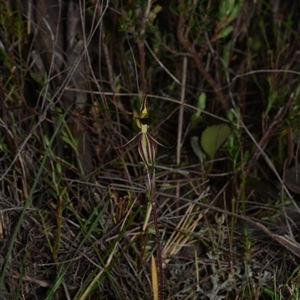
[
  {"left": 162, "top": 192, "right": 208, "bottom": 268},
  {"left": 151, "top": 254, "right": 159, "bottom": 300},
  {"left": 256, "top": 222, "right": 300, "bottom": 259}
]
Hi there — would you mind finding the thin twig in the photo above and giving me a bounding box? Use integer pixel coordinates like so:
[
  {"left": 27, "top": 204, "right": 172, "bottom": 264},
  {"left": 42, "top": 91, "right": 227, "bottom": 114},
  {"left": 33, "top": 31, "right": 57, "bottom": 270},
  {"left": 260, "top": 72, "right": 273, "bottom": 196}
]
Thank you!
[
  {"left": 137, "top": 0, "right": 152, "bottom": 94},
  {"left": 175, "top": 56, "right": 187, "bottom": 212},
  {"left": 176, "top": 4, "right": 229, "bottom": 112},
  {"left": 94, "top": 0, "right": 115, "bottom": 92},
  {"left": 145, "top": 41, "right": 181, "bottom": 85},
  {"left": 176, "top": 56, "right": 187, "bottom": 165},
  {"left": 101, "top": 28, "right": 115, "bottom": 92},
  {"left": 245, "top": 95, "right": 293, "bottom": 176}
]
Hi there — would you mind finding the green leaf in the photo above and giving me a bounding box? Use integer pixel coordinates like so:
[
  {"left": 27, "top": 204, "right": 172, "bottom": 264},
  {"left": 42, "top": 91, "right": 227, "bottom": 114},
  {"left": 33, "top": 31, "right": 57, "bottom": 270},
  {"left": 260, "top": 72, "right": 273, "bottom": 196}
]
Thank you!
[
  {"left": 201, "top": 124, "right": 231, "bottom": 159},
  {"left": 217, "top": 25, "right": 233, "bottom": 39},
  {"left": 228, "top": 0, "right": 243, "bottom": 22},
  {"left": 190, "top": 93, "right": 206, "bottom": 126},
  {"left": 228, "top": 0, "right": 235, "bottom": 8},
  {"left": 219, "top": 1, "right": 228, "bottom": 21},
  {"left": 177, "top": 4, "right": 186, "bottom": 12},
  {"left": 191, "top": 136, "right": 206, "bottom": 162},
  {"left": 198, "top": 92, "right": 206, "bottom": 110},
  {"left": 188, "top": 18, "right": 195, "bottom": 28}
]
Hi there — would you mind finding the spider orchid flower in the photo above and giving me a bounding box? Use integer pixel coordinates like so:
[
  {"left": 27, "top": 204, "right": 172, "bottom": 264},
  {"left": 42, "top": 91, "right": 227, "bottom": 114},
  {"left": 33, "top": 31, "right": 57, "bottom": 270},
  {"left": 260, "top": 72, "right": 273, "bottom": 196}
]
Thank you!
[
  {"left": 136, "top": 101, "right": 156, "bottom": 170},
  {"left": 115, "top": 96, "right": 167, "bottom": 170}
]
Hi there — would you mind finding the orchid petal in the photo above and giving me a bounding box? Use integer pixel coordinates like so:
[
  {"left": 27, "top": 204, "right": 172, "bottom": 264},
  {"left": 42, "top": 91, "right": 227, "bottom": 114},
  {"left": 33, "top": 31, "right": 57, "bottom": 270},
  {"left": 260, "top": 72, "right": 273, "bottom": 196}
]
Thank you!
[
  {"left": 114, "top": 133, "right": 141, "bottom": 149},
  {"left": 138, "top": 132, "right": 156, "bottom": 170}
]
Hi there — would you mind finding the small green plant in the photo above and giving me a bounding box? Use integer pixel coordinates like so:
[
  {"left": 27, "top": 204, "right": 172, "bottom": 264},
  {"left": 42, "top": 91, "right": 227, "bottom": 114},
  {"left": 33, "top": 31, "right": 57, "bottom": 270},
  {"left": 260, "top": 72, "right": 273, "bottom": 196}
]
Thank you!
[{"left": 116, "top": 95, "right": 167, "bottom": 300}]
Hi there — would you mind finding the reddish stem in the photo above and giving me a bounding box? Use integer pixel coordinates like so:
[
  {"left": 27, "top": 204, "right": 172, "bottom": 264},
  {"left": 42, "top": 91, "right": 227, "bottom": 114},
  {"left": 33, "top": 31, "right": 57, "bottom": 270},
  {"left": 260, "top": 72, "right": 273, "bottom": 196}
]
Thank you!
[{"left": 146, "top": 169, "right": 164, "bottom": 300}]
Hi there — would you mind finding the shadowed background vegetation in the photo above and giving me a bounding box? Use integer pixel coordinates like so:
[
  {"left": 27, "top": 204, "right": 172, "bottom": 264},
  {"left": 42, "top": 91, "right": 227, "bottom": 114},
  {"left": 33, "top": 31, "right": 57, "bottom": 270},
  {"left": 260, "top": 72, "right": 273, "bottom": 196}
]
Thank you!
[{"left": 1, "top": 0, "right": 300, "bottom": 299}]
